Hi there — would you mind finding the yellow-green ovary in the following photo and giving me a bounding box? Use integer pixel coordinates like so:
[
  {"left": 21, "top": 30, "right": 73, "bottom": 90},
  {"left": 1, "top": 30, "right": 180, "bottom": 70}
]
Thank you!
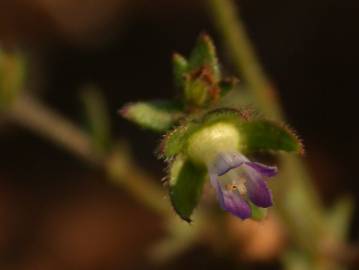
[{"left": 186, "top": 123, "right": 241, "bottom": 165}]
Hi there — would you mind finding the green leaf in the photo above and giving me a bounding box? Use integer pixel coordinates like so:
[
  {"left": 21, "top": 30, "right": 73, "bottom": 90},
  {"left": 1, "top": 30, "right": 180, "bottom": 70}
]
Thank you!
[
  {"left": 239, "top": 120, "right": 303, "bottom": 154},
  {"left": 120, "top": 100, "right": 183, "bottom": 132},
  {"left": 160, "top": 121, "right": 195, "bottom": 159},
  {"left": 189, "top": 33, "right": 221, "bottom": 81},
  {"left": 81, "top": 85, "right": 112, "bottom": 154},
  {"left": 172, "top": 53, "right": 188, "bottom": 90},
  {"left": 169, "top": 156, "right": 207, "bottom": 222}
]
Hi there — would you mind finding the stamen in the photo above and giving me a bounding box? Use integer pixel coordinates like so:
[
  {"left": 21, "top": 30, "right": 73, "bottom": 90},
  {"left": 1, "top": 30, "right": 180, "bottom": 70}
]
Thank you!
[
  {"left": 225, "top": 183, "right": 238, "bottom": 191},
  {"left": 224, "top": 178, "right": 247, "bottom": 195},
  {"left": 237, "top": 183, "right": 247, "bottom": 195},
  {"left": 237, "top": 177, "right": 247, "bottom": 195}
]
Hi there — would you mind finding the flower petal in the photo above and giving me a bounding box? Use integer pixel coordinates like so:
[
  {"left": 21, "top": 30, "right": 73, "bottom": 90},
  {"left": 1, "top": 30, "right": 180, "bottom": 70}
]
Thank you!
[
  {"left": 222, "top": 190, "right": 251, "bottom": 219},
  {"left": 210, "top": 172, "right": 251, "bottom": 219},
  {"left": 245, "top": 170, "right": 273, "bottom": 207},
  {"left": 245, "top": 162, "right": 278, "bottom": 177},
  {"left": 209, "top": 173, "right": 225, "bottom": 207},
  {"left": 212, "top": 152, "right": 247, "bottom": 176}
]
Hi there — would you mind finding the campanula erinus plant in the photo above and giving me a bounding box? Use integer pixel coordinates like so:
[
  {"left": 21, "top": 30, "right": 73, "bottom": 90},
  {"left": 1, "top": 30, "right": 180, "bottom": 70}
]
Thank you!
[{"left": 120, "top": 34, "right": 303, "bottom": 222}]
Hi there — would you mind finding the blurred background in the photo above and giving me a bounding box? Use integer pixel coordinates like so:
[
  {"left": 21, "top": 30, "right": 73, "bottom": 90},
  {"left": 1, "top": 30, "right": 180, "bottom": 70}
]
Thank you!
[{"left": 0, "top": 0, "right": 358, "bottom": 269}]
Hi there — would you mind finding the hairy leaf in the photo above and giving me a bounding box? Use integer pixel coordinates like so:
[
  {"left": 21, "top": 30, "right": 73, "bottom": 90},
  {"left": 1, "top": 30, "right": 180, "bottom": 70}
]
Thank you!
[
  {"left": 172, "top": 53, "right": 188, "bottom": 90},
  {"left": 189, "top": 34, "right": 221, "bottom": 81},
  {"left": 169, "top": 156, "right": 207, "bottom": 222},
  {"left": 121, "top": 100, "right": 183, "bottom": 132},
  {"left": 160, "top": 121, "right": 195, "bottom": 159},
  {"left": 239, "top": 120, "right": 303, "bottom": 154}
]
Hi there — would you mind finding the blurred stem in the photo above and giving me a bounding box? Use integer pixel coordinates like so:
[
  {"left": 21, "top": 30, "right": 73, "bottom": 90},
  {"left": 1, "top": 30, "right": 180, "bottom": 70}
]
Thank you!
[
  {"left": 207, "top": 0, "right": 282, "bottom": 121},
  {"left": 8, "top": 95, "right": 100, "bottom": 164},
  {"left": 7, "top": 94, "right": 169, "bottom": 215},
  {"left": 207, "top": 0, "right": 347, "bottom": 268},
  {"left": 106, "top": 145, "right": 170, "bottom": 215},
  {"left": 5, "top": 94, "right": 205, "bottom": 262},
  {"left": 2, "top": 92, "right": 208, "bottom": 266}
]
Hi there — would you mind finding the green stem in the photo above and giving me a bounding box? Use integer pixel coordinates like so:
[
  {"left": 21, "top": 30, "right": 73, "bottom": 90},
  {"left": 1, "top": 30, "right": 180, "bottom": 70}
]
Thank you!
[
  {"left": 6, "top": 94, "right": 169, "bottom": 215},
  {"left": 8, "top": 94, "right": 100, "bottom": 164},
  {"left": 207, "top": 0, "right": 282, "bottom": 120},
  {"left": 5, "top": 94, "right": 204, "bottom": 262},
  {"left": 207, "top": 0, "right": 347, "bottom": 268}
]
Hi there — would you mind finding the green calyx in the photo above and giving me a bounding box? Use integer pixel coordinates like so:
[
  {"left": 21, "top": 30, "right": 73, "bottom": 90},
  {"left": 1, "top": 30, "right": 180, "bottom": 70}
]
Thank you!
[
  {"left": 186, "top": 122, "right": 241, "bottom": 165},
  {"left": 161, "top": 109, "right": 246, "bottom": 165},
  {"left": 160, "top": 108, "right": 303, "bottom": 164},
  {"left": 160, "top": 109, "right": 244, "bottom": 161},
  {"left": 164, "top": 108, "right": 302, "bottom": 222}
]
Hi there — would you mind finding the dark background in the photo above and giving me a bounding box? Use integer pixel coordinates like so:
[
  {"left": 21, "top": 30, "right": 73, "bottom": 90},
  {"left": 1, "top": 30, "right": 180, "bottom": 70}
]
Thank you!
[{"left": 0, "top": 0, "right": 358, "bottom": 269}]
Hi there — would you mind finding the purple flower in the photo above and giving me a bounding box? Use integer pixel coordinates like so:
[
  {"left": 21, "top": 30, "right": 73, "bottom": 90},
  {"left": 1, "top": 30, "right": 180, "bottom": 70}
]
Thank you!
[{"left": 208, "top": 152, "right": 277, "bottom": 219}]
